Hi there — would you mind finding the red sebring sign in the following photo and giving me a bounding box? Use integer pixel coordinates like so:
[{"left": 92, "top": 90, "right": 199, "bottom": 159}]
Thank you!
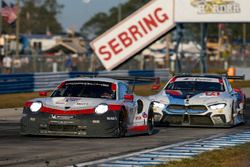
[{"left": 90, "top": 0, "right": 175, "bottom": 70}]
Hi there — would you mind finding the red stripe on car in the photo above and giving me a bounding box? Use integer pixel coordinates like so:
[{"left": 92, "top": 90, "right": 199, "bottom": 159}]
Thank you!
[
  {"left": 169, "top": 77, "right": 177, "bottom": 83},
  {"left": 40, "top": 106, "right": 95, "bottom": 115},
  {"left": 24, "top": 101, "right": 33, "bottom": 107},
  {"left": 128, "top": 125, "right": 148, "bottom": 132},
  {"left": 108, "top": 104, "right": 122, "bottom": 111}
]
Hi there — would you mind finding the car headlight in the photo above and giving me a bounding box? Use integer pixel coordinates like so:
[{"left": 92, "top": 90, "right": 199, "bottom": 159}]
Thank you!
[
  {"left": 95, "top": 104, "right": 108, "bottom": 114},
  {"left": 30, "top": 102, "right": 42, "bottom": 112},
  {"left": 153, "top": 102, "right": 165, "bottom": 109},
  {"left": 209, "top": 103, "right": 226, "bottom": 110}
]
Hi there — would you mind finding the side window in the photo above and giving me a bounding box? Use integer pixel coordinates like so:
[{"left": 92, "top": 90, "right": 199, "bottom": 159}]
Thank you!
[
  {"left": 118, "top": 83, "right": 128, "bottom": 99},
  {"left": 224, "top": 78, "right": 232, "bottom": 92}
]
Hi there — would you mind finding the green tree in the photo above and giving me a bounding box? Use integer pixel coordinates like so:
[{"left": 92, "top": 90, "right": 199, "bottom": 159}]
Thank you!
[
  {"left": 2, "top": 0, "right": 63, "bottom": 34},
  {"left": 80, "top": 0, "right": 148, "bottom": 40}
]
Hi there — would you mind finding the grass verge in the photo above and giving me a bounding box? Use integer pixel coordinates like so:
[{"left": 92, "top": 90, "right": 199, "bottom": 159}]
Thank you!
[{"left": 158, "top": 142, "right": 250, "bottom": 167}]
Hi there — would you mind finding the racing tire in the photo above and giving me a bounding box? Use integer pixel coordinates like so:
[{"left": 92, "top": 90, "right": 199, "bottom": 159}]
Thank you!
[
  {"left": 229, "top": 103, "right": 235, "bottom": 127},
  {"left": 240, "top": 97, "right": 247, "bottom": 124},
  {"left": 147, "top": 109, "right": 154, "bottom": 135},
  {"left": 116, "top": 109, "right": 127, "bottom": 137}
]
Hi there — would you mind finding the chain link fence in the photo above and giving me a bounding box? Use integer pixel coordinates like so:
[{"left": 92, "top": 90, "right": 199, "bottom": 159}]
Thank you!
[{"left": 0, "top": 46, "right": 249, "bottom": 74}]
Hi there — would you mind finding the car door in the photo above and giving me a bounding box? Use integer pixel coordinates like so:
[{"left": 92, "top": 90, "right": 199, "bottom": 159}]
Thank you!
[
  {"left": 118, "top": 82, "right": 137, "bottom": 125},
  {"left": 224, "top": 78, "right": 237, "bottom": 112}
]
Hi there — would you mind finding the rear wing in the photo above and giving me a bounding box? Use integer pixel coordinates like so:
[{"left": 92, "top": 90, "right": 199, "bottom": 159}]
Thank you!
[
  {"left": 226, "top": 75, "right": 245, "bottom": 80},
  {"left": 95, "top": 75, "right": 158, "bottom": 92}
]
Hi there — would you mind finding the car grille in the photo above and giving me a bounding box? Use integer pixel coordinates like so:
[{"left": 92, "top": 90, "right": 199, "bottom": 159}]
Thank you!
[
  {"left": 48, "top": 125, "right": 78, "bottom": 132},
  {"left": 190, "top": 115, "right": 213, "bottom": 125},
  {"left": 164, "top": 114, "right": 213, "bottom": 125},
  {"left": 167, "top": 104, "right": 207, "bottom": 113}
]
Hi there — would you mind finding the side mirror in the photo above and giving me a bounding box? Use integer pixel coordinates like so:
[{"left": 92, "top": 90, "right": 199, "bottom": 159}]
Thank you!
[
  {"left": 124, "top": 94, "right": 134, "bottom": 101},
  {"left": 39, "top": 91, "right": 48, "bottom": 97},
  {"left": 233, "top": 88, "right": 241, "bottom": 93},
  {"left": 152, "top": 77, "right": 161, "bottom": 91},
  {"left": 151, "top": 84, "right": 160, "bottom": 91}
]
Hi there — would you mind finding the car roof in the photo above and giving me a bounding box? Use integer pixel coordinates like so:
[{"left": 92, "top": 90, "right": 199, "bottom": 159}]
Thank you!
[{"left": 64, "top": 77, "right": 127, "bottom": 85}]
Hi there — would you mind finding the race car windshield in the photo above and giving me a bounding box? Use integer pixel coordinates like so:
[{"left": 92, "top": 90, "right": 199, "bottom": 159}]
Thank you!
[
  {"left": 51, "top": 81, "right": 116, "bottom": 99},
  {"left": 166, "top": 81, "right": 225, "bottom": 92}
]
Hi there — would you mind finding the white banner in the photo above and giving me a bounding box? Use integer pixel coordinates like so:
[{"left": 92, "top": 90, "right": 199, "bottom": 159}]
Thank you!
[
  {"left": 175, "top": 0, "right": 250, "bottom": 22},
  {"left": 90, "top": 0, "right": 175, "bottom": 70}
]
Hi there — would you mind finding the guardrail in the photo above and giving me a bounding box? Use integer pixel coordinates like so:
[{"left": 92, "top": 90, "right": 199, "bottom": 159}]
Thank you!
[{"left": 0, "top": 69, "right": 170, "bottom": 94}]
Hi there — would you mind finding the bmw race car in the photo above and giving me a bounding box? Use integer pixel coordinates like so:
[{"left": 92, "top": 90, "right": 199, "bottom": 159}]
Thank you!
[
  {"left": 20, "top": 77, "right": 154, "bottom": 137},
  {"left": 150, "top": 74, "right": 246, "bottom": 127}
]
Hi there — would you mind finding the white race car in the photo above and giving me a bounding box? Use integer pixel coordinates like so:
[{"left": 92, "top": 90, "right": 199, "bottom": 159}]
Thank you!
[
  {"left": 150, "top": 74, "right": 246, "bottom": 127},
  {"left": 21, "top": 77, "right": 154, "bottom": 137}
]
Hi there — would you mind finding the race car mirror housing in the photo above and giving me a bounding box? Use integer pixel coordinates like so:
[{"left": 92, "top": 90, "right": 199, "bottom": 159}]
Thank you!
[
  {"left": 124, "top": 94, "right": 134, "bottom": 101},
  {"left": 233, "top": 88, "right": 241, "bottom": 93},
  {"left": 151, "top": 84, "right": 160, "bottom": 91},
  {"left": 39, "top": 91, "right": 48, "bottom": 97}
]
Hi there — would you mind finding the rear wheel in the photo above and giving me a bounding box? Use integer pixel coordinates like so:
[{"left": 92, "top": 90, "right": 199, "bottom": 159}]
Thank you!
[{"left": 147, "top": 110, "right": 154, "bottom": 135}]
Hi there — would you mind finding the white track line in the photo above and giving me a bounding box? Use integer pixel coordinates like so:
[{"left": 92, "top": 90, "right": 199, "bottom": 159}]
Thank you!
[{"left": 68, "top": 130, "right": 250, "bottom": 167}]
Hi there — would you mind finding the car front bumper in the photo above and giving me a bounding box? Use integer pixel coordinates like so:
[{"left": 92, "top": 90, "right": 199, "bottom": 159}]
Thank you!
[
  {"left": 20, "top": 109, "right": 122, "bottom": 137},
  {"left": 160, "top": 111, "right": 233, "bottom": 127}
]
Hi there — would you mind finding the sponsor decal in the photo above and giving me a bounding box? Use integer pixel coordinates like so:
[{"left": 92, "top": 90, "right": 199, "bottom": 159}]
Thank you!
[
  {"left": 142, "top": 112, "right": 148, "bottom": 118},
  {"left": 65, "top": 97, "right": 82, "bottom": 102},
  {"left": 30, "top": 117, "right": 36, "bottom": 121},
  {"left": 65, "top": 82, "right": 109, "bottom": 87},
  {"left": 107, "top": 117, "right": 117, "bottom": 121},
  {"left": 51, "top": 115, "right": 74, "bottom": 120},
  {"left": 176, "top": 77, "right": 219, "bottom": 83},
  {"left": 135, "top": 116, "right": 142, "bottom": 120},
  {"left": 92, "top": 120, "right": 100, "bottom": 124},
  {"left": 55, "top": 100, "right": 66, "bottom": 105},
  {"left": 49, "top": 120, "right": 74, "bottom": 124},
  {"left": 205, "top": 92, "right": 220, "bottom": 96},
  {"left": 190, "top": 0, "right": 241, "bottom": 14},
  {"left": 76, "top": 102, "right": 89, "bottom": 106}
]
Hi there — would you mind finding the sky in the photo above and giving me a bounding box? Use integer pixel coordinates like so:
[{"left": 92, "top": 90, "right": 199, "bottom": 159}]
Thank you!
[{"left": 57, "top": 0, "right": 129, "bottom": 32}]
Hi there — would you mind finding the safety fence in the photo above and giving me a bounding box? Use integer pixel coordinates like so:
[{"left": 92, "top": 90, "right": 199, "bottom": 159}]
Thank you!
[{"left": 0, "top": 69, "right": 170, "bottom": 94}]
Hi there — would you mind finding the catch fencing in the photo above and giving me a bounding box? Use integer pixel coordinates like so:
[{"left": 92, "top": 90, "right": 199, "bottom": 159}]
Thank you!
[{"left": 0, "top": 69, "right": 170, "bottom": 94}]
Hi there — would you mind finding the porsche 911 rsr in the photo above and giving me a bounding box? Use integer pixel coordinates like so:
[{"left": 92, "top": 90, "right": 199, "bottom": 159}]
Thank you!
[
  {"left": 20, "top": 78, "right": 154, "bottom": 137},
  {"left": 150, "top": 74, "right": 246, "bottom": 127}
]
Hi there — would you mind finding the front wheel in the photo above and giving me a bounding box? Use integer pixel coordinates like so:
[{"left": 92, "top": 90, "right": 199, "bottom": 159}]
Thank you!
[
  {"left": 229, "top": 103, "right": 235, "bottom": 127},
  {"left": 240, "top": 97, "right": 247, "bottom": 124},
  {"left": 117, "top": 110, "right": 127, "bottom": 137}
]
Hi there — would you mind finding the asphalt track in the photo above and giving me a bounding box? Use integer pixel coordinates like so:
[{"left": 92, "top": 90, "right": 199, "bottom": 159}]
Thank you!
[{"left": 0, "top": 95, "right": 250, "bottom": 167}]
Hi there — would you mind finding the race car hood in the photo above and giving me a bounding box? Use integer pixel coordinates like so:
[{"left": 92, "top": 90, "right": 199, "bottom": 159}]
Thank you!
[
  {"left": 41, "top": 97, "right": 116, "bottom": 110},
  {"left": 166, "top": 90, "right": 228, "bottom": 105}
]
